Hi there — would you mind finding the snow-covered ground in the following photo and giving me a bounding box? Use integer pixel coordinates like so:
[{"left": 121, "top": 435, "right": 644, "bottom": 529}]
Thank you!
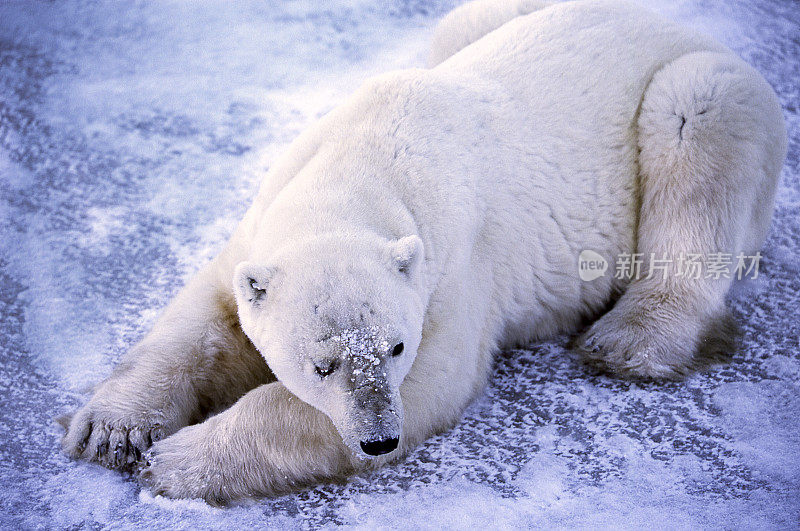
[{"left": 1, "top": 0, "right": 798, "bottom": 528}]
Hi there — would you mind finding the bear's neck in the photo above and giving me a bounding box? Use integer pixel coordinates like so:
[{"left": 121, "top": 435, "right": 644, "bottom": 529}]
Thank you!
[{"left": 254, "top": 122, "right": 484, "bottom": 303}]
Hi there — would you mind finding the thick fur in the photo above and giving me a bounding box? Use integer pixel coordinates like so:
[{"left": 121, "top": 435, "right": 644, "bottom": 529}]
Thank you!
[{"left": 61, "top": 0, "right": 786, "bottom": 503}]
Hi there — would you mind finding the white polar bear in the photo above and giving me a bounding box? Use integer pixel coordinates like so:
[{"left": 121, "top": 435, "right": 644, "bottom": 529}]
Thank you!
[{"left": 62, "top": 0, "right": 786, "bottom": 503}]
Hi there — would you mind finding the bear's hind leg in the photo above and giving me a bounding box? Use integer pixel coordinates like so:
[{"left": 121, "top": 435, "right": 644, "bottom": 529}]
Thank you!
[
  {"left": 428, "top": 0, "right": 554, "bottom": 67},
  {"left": 578, "top": 51, "right": 786, "bottom": 379}
]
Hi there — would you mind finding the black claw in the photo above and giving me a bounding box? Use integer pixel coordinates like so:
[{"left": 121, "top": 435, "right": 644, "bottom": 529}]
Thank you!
[
  {"left": 77, "top": 422, "right": 93, "bottom": 453},
  {"left": 114, "top": 442, "right": 125, "bottom": 464}
]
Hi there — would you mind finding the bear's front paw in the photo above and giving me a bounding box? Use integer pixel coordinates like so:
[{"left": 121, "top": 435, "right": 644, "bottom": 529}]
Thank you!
[
  {"left": 61, "top": 380, "right": 181, "bottom": 470},
  {"left": 575, "top": 304, "right": 698, "bottom": 380},
  {"left": 138, "top": 420, "right": 231, "bottom": 505}
]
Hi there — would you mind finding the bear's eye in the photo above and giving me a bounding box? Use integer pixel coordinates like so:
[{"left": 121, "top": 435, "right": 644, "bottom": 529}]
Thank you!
[
  {"left": 391, "top": 342, "right": 404, "bottom": 357},
  {"left": 315, "top": 360, "right": 338, "bottom": 378}
]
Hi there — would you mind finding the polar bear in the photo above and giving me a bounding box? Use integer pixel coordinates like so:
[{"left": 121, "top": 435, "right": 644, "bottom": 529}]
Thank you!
[{"left": 61, "top": 0, "right": 786, "bottom": 503}]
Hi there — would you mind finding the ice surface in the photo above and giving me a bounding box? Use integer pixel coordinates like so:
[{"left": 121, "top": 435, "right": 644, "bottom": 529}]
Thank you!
[{"left": 1, "top": 0, "right": 798, "bottom": 528}]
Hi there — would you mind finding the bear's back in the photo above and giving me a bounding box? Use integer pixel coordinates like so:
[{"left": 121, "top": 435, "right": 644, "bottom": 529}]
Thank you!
[
  {"left": 422, "top": 0, "right": 732, "bottom": 342},
  {"left": 254, "top": 0, "right": 735, "bottom": 344}
]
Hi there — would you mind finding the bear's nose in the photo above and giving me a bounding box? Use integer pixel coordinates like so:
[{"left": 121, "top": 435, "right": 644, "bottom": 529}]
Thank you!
[{"left": 360, "top": 437, "right": 399, "bottom": 456}]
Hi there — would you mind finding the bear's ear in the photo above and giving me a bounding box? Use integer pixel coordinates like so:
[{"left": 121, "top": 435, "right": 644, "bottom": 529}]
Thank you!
[
  {"left": 233, "top": 261, "right": 277, "bottom": 306},
  {"left": 388, "top": 235, "right": 424, "bottom": 277}
]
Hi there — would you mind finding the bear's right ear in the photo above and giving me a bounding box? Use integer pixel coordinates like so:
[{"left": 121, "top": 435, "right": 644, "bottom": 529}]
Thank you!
[
  {"left": 233, "top": 262, "right": 277, "bottom": 306},
  {"left": 387, "top": 235, "right": 424, "bottom": 278}
]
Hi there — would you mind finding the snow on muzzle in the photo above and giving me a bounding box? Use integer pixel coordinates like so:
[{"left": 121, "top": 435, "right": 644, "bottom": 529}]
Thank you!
[
  {"left": 342, "top": 380, "right": 403, "bottom": 458},
  {"left": 329, "top": 326, "right": 404, "bottom": 457}
]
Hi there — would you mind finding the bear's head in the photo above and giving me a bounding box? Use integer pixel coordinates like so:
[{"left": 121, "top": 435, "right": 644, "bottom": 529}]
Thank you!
[{"left": 233, "top": 232, "right": 426, "bottom": 459}]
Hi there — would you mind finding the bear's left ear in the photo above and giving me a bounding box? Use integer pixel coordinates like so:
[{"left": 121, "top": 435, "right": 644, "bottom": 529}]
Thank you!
[
  {"left": 233, "top": 261, "right": 278, "bottom": 307},
  {"left": 387, "top": 235, "right": 424, "bottom": 277}
]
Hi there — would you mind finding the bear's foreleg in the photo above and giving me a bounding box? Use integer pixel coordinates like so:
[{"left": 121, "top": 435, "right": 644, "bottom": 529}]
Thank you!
[
  {"left": 139, "top": 382, "right": 355, "bottom": 504},
  {"left": 139, "top": 295, "right": 493, "bottom": 503},
  {"left": 61, "top": 258, "right": 274, "bottom": 469},
  {"left": 578, "top": 51, "right": 786, "bottom": 378}
]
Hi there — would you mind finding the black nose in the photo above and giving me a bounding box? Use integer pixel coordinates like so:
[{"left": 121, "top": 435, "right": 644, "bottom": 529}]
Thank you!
[{"left": 360, "top": 437, "right": 399, "bottom": 456}]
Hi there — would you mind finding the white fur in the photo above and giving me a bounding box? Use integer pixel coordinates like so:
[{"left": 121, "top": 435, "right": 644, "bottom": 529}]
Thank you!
[{"left": 62, "top": 0, "right": 786, "bottom": 503}]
